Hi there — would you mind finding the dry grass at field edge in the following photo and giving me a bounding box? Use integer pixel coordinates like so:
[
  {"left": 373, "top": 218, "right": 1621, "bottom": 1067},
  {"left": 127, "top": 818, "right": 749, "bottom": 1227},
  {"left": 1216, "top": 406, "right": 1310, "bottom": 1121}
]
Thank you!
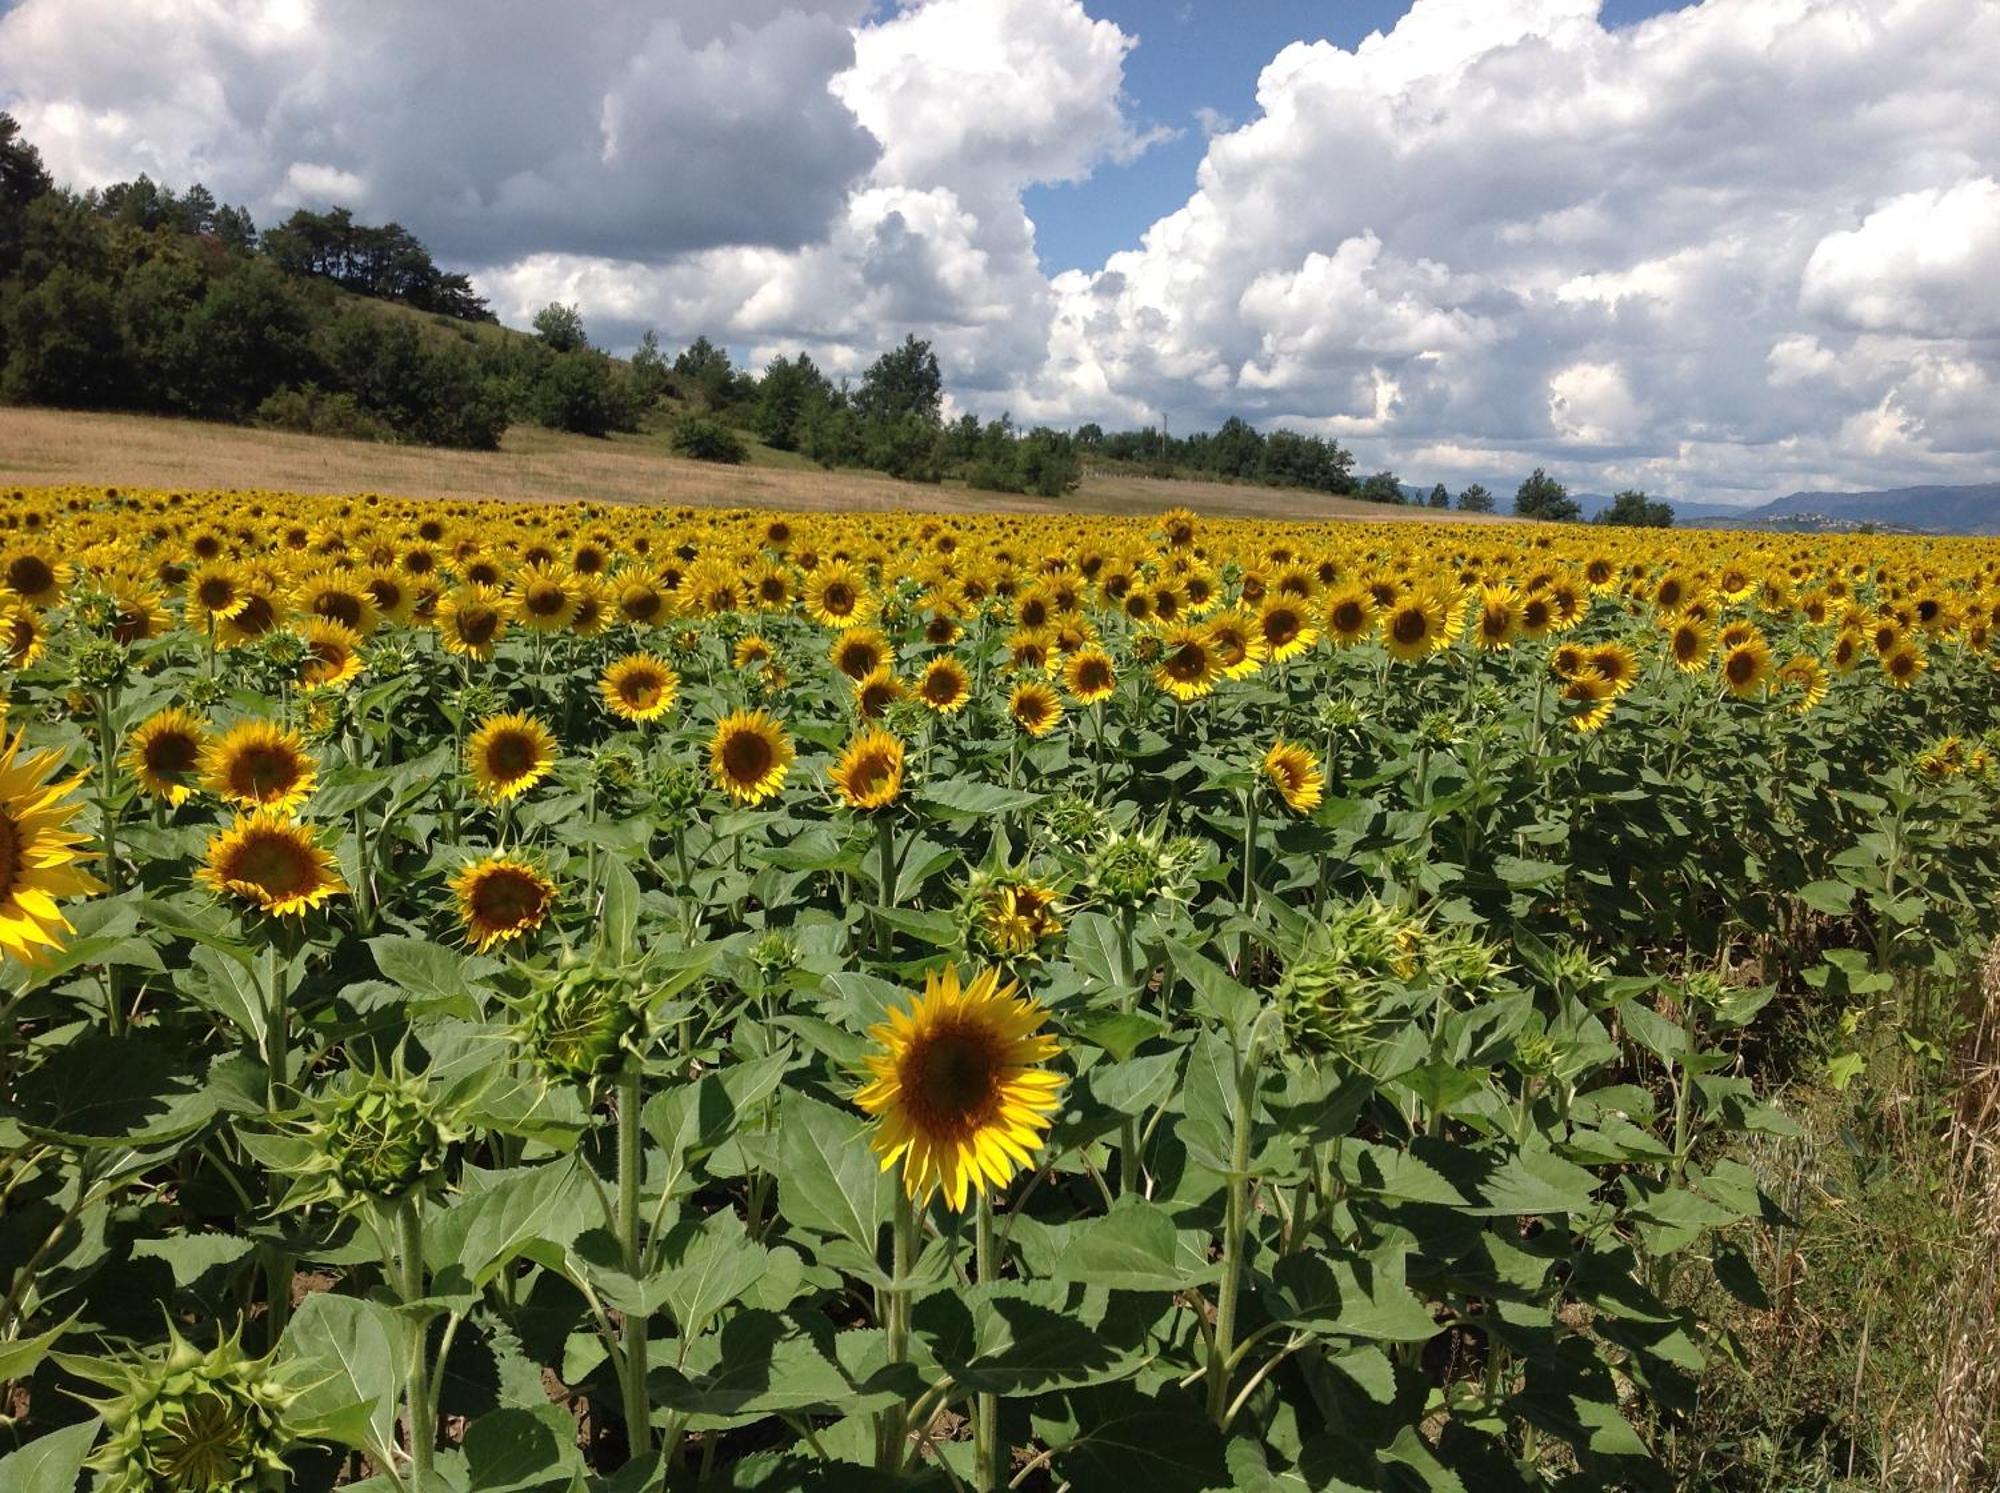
[{"left": 0, "top": 405, "right": 1510, "bottom": 522}]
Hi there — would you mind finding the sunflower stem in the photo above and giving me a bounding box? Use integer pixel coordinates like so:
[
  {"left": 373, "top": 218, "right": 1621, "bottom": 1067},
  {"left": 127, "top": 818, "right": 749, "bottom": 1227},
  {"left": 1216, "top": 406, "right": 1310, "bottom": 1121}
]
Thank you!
[
  {"left": 617, "top": 1063, "right": 653, "bottom": 1461},
  {"left": 92, "top": 684, "right": 125, "bottom": 1036},
  {"left": 394, "top": 1194, "right": 435, "bottom": 1483},
  {"left": 974, "top": 1191, "right": 1000, "bottom": 1491},
  {"left": 874, "top": 812, "right": 897, "bottom": 959},
  {"left": 878, "top": 1183, "right": 917, "bottom": 1472},
  {"left": 1207, "top": 1009, "right": 1273, "bottom": 1428}
]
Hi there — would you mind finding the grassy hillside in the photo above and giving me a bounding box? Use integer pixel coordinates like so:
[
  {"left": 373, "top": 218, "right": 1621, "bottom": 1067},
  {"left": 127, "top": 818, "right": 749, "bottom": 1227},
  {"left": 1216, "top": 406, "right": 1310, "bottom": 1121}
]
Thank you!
[{"left": 0, "top": 405, "right": 1504, "bottom": 520}]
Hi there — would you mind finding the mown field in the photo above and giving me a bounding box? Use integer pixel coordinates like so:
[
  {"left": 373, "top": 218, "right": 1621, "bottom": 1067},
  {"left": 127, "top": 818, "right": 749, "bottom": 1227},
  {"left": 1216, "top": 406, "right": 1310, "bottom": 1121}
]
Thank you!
[
  {"left": 0, "top": 484, "right": 1997, "bottom": 1491},
  {"left": 0, "top": 407, "right": 1501, "bottom": 522}
]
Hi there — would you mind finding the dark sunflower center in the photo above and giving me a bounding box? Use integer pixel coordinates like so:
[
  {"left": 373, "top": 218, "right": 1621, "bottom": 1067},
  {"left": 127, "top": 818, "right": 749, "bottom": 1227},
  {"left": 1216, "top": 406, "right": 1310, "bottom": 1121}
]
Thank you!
[
  {"left": 232, "top": 595, "right": 276, "bottom": 638},
  {"left": 823, "top": 583, "right": 855, "bottom": 614},
  {"left": 0, "top": 808, "right": 20, "bottom": 901},
  {"left": 723, "top": 731, "right": 773, "bottom": 783},
  {"left": 619, "top": 671, "right": 663, "bottom": 708},
  {"left": 1391, "top": 609, "right": 1428, "bottom": 646},
  {"left": 146, "top": 732, "right": 200, "bottom": 778},
  {"left": 229, "top": 834, "right": 313, "bottom": 896},
  {"left": 1265, "top": 610, "right": 1301, "bottom": 645},
  {"left": 197, "top": 578, "right": 236, "bottom": 610},
  {"left": 486, "top": 732, "right": 538, "bottom": 781},
  {"left": 460, "top": 608, "right": 499, "bottom": 645},
  {"left": 473, "top": 869, "right": 545, "bottom": 927},
  {"left": 1725, "top": 652, "right": 1756, "bottom": 685},
  {"left": 233, "top": 745, "right": 301, "bottom": 800},
  {"left": 907, "top": 1027, "right": 1000, "bottom": 1134},
  {"left": 1332, "top": 601, "right": 1364, "bottom": 633},
  {"left": 7, "top": 555, "right": 53, "bottom": 595},
  {"left": 924, "top": 672, "right": 961, "bottom": 704},
  {"left": 528, "top": 585, "right": 567, "bottom": 616},
  {"left": 315, "top": 593, "right": 363, "bottom": 629}
]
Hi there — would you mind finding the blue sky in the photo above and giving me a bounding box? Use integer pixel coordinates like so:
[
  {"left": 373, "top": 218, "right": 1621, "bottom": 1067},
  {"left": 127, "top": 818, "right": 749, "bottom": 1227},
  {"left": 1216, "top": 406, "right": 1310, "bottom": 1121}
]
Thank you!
[{"left": 1026, "top": 0, "right": 1695, "bottom": 272}]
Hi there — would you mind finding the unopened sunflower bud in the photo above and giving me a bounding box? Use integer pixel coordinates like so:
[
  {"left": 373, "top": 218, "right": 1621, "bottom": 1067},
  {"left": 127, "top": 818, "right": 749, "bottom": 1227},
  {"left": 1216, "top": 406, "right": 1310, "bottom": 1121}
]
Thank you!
[{"left": 512, "top": 957, "right": 649, "bottom": 1086}]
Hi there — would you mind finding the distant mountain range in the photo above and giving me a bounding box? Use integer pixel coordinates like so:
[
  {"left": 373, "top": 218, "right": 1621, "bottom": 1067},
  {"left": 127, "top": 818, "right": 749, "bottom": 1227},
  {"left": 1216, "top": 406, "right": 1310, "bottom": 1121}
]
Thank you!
[{"left": 1569, "top": 484, "right": 2000, "bottom": 535}]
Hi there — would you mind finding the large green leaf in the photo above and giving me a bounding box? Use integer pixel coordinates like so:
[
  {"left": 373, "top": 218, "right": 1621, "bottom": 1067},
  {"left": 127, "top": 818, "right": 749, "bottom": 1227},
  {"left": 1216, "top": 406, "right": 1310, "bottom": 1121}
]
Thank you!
[{"left": 774, "top": 1091, "right": 888, "bottom": 1253}]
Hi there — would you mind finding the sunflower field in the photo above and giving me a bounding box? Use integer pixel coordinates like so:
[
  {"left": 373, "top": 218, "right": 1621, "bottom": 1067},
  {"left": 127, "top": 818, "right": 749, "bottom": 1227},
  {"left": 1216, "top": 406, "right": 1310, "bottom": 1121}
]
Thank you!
[{"left": 3, "top": 483, "right": 2000, "bottom": 1492}]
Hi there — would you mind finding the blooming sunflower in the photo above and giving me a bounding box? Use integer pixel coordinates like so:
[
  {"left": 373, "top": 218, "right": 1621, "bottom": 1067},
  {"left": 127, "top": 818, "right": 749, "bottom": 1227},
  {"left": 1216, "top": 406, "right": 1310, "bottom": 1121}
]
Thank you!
[
  {"left": 1153, "top": 623, "right": 1219, "bottom": 702},
  {"left": 804, "top": 560, "right": 875, "bottom": 629},
  {"left": 299, "top": 619, "right": 365, "bottom": 691},
  {"left": 1472, "top": 586, "right": 1520, "bottom": 651},
  {"left": 187, "top": 560, "right": 249, "bottom": 624},
  {"left": 1380, "top": 586, "right": 1452, "bottom": 662},
  {"left": 734, "top": 634, "right": 775, "bottom": 669},
  {"left": 709, "top": 710, "right": 793, "bottom": 805},
  {"left": 0, "top": 729, "right": 104, "bottom": 964},
  {"left": 1584, "top": 641, "right": 1641, "bottom": 695},
  {"left": 830, "top": 627, "right": 890, "bottom": 682},
  {"left": 1263, "top": 739, "right": 1325, "bottom": 814},
  {"left": 917, "top": 655, "right": 972, "bottom": 715},
  {"left": 0, "top": 544, "right": 64, "bottom": 608},
  {"left": 1063, "top": 646, "right": 1117, "bottom": 704},
  {"left": 1204, "top": 609, "right": 1267, "bottom": 679},
  {"left": 1882, "top": 643, "right": 1928, "bottom": 689},
  {"left": 1560, "top": 667, "right": 1618, "bottom": 734},
  {"left": 466, "top": 712, "right": 558, "bottom": 802},
  {"left": 452, "top": 855, "right": 556, "bottom": 952},
  {"left": 830, "top": 728, "right": 906, "bottom": 811},
  {"left": 854, "top": 964, "right": 1065, "bottom": 1210},
  {"left": 512, "top": 564, "right": 580, "bottom": 631},
  {"left": 1720, "top": 637, "right": 1774, "bottom": 698},
  {"left": 198, "top": 813, "right": 345, "bottom": 917},
  {"left": 216, "top": 585, "right": 284, "bottom": 650},
  {"left": 599, "top": 652, "right": 680, "bottom": 723},
  {"left": 1777, "top": 654, "right": 1829, "bottom": 712},
  {"left": 1323, "top": 586, "right": 1376, "bottom": 648},
  {"left": 616, "top": 574, "right": 673, "bottom": 628},
  {"left": 104, "top": 580, "right": 170, "bottom": 646},
  {"left": 1008, "top": 680, "right": 1064, "bottom": 738},
  {"left": 202, "top": 720, "right": 318, "bottom": 813},
  {"left": 295, "top": 571, "right": 380, "bottom": 636},
  {"left": 1257, "top": 597, "right": 1319, "bottom": 663},
  {"left": 1, "top": 599, "right": 45, "bottom": 669},
  {"left": 126, "top": 707, "right": 209, "bottom": 807},
  {"left": 1667, "top": 618, "right": 1712, "bottom": 673},
  {"left": 854, "top": 666, "right": 907, "bottom": 723},
  {"left": 437, "top": 585, "right": 509, "bottom": 660}
]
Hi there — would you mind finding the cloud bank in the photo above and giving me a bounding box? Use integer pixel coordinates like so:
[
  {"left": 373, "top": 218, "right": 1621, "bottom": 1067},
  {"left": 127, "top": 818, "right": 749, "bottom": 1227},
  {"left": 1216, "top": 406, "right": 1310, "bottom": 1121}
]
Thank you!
[{"left": 4, "top": 0, "right": 1996, "bottom": 499}]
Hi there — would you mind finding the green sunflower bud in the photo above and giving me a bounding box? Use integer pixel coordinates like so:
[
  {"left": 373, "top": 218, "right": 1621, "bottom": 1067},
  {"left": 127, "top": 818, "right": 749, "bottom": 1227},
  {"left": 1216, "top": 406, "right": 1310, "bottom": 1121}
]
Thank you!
[
  {"left": 73, "top": 636, "right": 129, "bottom": 691},
  {"left": 1084, "top": 825, "right": 1200, "bottom": 910},
  {"left": 260, "top": 628, "right": 310, "bottom": 670},
  {"left": 512, "top": 955, "right": 650, "bottom": 1086},
  {"left": 1277, "top": 899, "right": 1426, "bottom": 1059},
  {"left": 70, "top": 1322, "right": 314, "bottom": 1493}
]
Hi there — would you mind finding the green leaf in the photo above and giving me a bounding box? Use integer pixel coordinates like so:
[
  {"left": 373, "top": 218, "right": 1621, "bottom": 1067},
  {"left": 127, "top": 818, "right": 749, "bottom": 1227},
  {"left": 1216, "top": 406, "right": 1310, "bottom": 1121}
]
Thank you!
[
  {"left": 279, "top": 1291, "right": 403, "bottom": 1461},
  {"left": 1165, "top": 939, "right": 1259, "bottom": 1031},
  {"left": 369, "top": 934, "right": 477, "bottom": 1006},
  {"left": 659, "top": 1212, "right": 770, "bottom": 1339},
  {"left": 463, "top": 1405, "right": 585, "bottom": 1493},
  {"left": 1078, "top": 1011, "right": 1166, "bottom": 1063},
  {"left": 917, "top": 780, "right": 1043, "bottom": 819},
  {"left": 1797, "top": 879, "right": 1854, "bottom": 916},
  {"left": 0, "top": 1420, "right": 100, "bottom": 1493},
  {"left": 599, "top": 857, "right": 640, "bottom": 965},
  {"left": 1088, "top": 1049, "right": 1182, "bottom": 1116},
  {"left": 14, "top": 1032, "right": 217, "bottom": 1148},
  {"left": 428, "top": 1157, "right": 595, "bottom": 1290},
  {"left": 0, "top": 1314, "right": 79, "bottom": 1382},
  {"left": 1053, "top": 1201, "right": 1216, "bottom": 1292},
  {"left": 775, "top": 1091, "right": 888, "bottom": 1252},
  {"left": 647, "top": 1311, "right": 859, "bottom": 1417},
  {"left": 1035, "top": 1383, "right": 1233, "bottom": 1493},
  {"left": 1260, "top": 1246, "right": 1438, "bottom": 1342}
]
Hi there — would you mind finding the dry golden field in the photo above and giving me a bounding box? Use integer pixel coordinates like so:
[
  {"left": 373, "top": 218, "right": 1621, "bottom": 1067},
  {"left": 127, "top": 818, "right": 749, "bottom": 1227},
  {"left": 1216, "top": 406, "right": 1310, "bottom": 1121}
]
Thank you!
[{"left": 0, "top": 405, "right": 1505, "bottom": 520}]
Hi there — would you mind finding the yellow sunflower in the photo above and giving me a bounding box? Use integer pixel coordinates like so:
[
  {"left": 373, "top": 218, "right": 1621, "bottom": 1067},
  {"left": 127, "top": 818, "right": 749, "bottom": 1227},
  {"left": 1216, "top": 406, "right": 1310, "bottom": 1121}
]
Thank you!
[
  {"left": 187, "top": 560, "right": 249, "bottom": 624},
  {"left": 599, "top": 653, "right": 680, "bottom": 723},
  {"left": 853, "top": 964, "right": 1065, "bottom": 1210},
  {"left": 1667, "top": 618, "right": 1712, "bottom": 673},
  {"left": 855, "top": 666, "right": 907, "bottom": 723},
  {"left": 202, "top": 719, "right": 318, "bottom": 813},
  {"left": 1720, "top": 638, "right": 1774, "bottom": 698},
  {"left": 1882, "top": 644, "right": 1927, "bottom": 689},
  {"left": 1323, "top": 586, "right": 1376, "bottom": 648},
  {"left": 830, "top": 627, "right": 891, "bottom": 683},
  {"left": 1204, "top": 609, "right": 1267, "bottom": 680},
  {"left": 198, "top": 813, "right": 345, "bottom": 917},
  {"left": 299, "top": 619, "right": 365, "bottom": 691},
  {"left": 709, "top": 710, "right": 794, "bottom": 805},
  {"left": 1263, "top": 739, "right": 1325, "bottom": 815},
  {"left": 451, "top": 855, "right": 556, "bottom": 952},
  {"left": 466, "top": 712, "right": 558, "bottom": 802},
  {"left": 1472, "top": 586, "right": 1520, "bottom": 651},
  {"left": 512, "top": 564, "right": 580, "bottom": 631},
  {"left": 1062, "top": 646, "right": 1117, "bottom": 705},
  {"left": 0, "top": 545, "right": 65, "bottom": 608},
  {"left": 1560, "top": 667, "right": 1618, "bottom": 734},
  {"left": 830, "top": 728, "right": 906, "bottom": 811},
  {"left": 0, "top": 729, "right": 105, "bottom": 965},
  {"left": 1153, "top": 624, "right": 1219, "bottom": 702},
  {"left": 804, "top": 560, "right": 875, "bottom": 629},
  {"left": 1777, "top": 654, "right": 1828, "bottom": 712},
  {"left": 126, "top": 707, "right": 209, "bottom": 807},
  {"left": 982, "top": 882, "right": 1065, "bottom": 957},
  {"left": 1380, "top": 587, "right": 1450, "bottom": 662},
  {"left": 437, "top": 585, "right": 509, "bottom": 660},
  {"left": 1, "top": 599, "right": 45, "bottom": 669},
  {"left": 1256, "top": 597, "right": 1319, "bottom": 663},
  {"left": 1007, "top": 680, "right": 1064, "bottom": 738},
  {"left": 215, "top": 584, "right": 284, "bottom": 650},
  {"left": 917, "top": 655, "right": 972, "bottom": 715}
]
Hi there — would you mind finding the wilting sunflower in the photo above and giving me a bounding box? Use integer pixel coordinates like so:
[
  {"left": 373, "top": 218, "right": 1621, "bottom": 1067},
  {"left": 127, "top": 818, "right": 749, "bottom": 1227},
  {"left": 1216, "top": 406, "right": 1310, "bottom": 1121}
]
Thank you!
[
  {"left": 1008, "top": 680, "right": 1064, "bottom": 738},
  {"left": 917, "top": 655, "right": 972, "bottom": 715},
  {"left": 1720, "top": 637, "right": 1774, "bottom": 698},
  {"left": 1257, "top": 597, "right": 1319, "bottom": 663},
  {"left": 598, "top": 652, "right": 680, "bottom": 723},
  {"left": 0, "top": 729, "right": 104, "bottom": 964},
  {"left": 452, "top": 855, "right": 556, "bottom": 952},
  {"left": 1560, "top": 667, "right": 1618, "bottom": 734},
  {"left": 126, "top": 707, "right": 209, "bottom": 807},
  {"left": 853, "top": 963, "right": 1065, "bottom": 1210},
  {"left": 299, "top": 619, "right": 365, "bottom": 691},
  {"left": 1777, "top": 654, "right": 1829, "bottom": 712},
  {"left": 830, "top": 627, "right": 890, "bottom": 682},
  {"left": 1153, "top": 624, "right": 1219, "bottom": 702},
  {"left": 1882, "top": 644, "right": 1928, "bottom": 689},
  {"left": 199, "top": 813, "right": 345, "bottom": 917},
  {"left": 1264, "top": 739, "right": 1325, "bottom": 815},
  {"left": 804, "top": 560, "right": 875, "bottom": 629},
  {"left": 1062, "top": 646, "right": 1117, "bottom": 705},
  {"left": 1380, "top": 586, "right": 1450, "bottom": 662},
  {"left": 709, "top": 710, "right": 794, "bottom": 805},
  {"left": 855, "top": 666, "right": 907, "bottom": 723},
  {"left": 466, "top": 712, "right": 558, "bottom": 802},
  {"left": 830, "top": 728, "right": 906, "bottom": 811},
  {"left": 1473, "top": 586, "right": 1520, "bottom": 651},
  {"left": 202, "top": 719, "right": 318, "bottom": 813},
  {"left": 437, "top": 585, "right": 509, "bottom": 660}
]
